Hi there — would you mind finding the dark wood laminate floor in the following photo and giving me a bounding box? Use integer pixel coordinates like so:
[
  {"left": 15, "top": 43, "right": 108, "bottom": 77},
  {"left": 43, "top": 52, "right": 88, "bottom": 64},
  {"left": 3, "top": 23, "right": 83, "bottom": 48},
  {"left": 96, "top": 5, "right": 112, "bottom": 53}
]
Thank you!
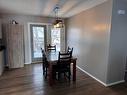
[{"left": 0, "top": 64, "right": 127, "bottom": 95}]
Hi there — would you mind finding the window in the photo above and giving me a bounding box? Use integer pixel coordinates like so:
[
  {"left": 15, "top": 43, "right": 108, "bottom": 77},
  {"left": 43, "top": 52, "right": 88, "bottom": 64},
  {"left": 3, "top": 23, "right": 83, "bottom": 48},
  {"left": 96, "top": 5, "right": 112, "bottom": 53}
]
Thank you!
[
  {"left": 32, "top": 26, "right": 44, "bottom": 58},
  {"left": 51, "top": 28, "right": 60, "bottom": 51},
  {"left": 30, "top": 24, "right": 46, "bottom": 62}
]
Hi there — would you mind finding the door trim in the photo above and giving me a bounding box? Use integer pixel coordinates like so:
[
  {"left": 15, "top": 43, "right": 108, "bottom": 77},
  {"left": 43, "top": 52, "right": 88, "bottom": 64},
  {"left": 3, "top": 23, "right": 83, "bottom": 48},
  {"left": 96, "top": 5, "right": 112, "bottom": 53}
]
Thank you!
[
  {"left": 26, "top": 22, "right": 51, "bottom": 64},
  {"left": 30, "top": 24, "right": 47, "bottom": 62}
]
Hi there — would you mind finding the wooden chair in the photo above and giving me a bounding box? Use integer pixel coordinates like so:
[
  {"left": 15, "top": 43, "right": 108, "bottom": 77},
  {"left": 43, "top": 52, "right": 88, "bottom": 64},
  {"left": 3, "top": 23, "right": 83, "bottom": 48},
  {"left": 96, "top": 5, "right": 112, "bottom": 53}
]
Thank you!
[
  {"left": 41, "top": 48, "right": 49, "bottom": 78},
  {"left": 67, "top": 47, "right": 73, "bottom": 57},
  {"left": 47, "top": 44, "right": 56, "bottom": 51},
  {"left": 53, "top": 52, "right": 72, "bottom": 81}
]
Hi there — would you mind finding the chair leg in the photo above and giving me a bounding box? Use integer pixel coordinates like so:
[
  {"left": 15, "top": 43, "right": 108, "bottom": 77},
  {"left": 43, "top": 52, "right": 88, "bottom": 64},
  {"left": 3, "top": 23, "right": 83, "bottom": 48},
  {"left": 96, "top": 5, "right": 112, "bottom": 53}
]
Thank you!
[
  {"left": 43, "top": 64, "right": 45, "bottom": 75},
  {"left": 58, "top": 72, "right": 61, "bottom": 80},
  {"left": 45, "top": 68, "right": 47, "bottom": 79},
  {"left": 53, "top": 72, "right": 56, "bottom": 79},
  {"left": 68, "top": 71, "right": 71, "bottom": 81}
]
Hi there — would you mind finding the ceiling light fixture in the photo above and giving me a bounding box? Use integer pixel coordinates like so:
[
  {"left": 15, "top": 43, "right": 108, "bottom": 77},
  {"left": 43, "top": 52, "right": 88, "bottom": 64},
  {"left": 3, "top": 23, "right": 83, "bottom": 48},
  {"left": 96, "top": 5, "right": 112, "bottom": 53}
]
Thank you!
[{"left": 53, "top": 5, "right": 64, "bottom": 28}]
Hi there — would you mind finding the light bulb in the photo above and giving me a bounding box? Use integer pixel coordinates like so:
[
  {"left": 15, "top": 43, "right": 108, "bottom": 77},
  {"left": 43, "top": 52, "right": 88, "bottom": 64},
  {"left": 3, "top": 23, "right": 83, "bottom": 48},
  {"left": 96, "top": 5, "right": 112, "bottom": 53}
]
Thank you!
[{"left": 56, "top": 23, "right": 60, "bottom": 28}]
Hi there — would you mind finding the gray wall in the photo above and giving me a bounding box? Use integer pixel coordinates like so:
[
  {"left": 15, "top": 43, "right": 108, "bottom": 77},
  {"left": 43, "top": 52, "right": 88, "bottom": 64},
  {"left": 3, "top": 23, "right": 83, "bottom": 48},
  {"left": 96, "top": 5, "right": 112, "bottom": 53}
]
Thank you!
[
  {"left": 66, "top": 0, "right": 113, "bottom": 84},
  {"left": 0, "top": 51, "right": 4, "bottom": 76},
  {"left": 1, "top": 14, "right": 65, "bottom": 64},
  {"left": 1, "top": 14, "right": 54, "bottom": 64},
  {"left": 107, "top": 0, "right": 127, "bottom": 84},
  {"left": 0, "top": 19, "right": 4, "bottom": 75},
  {"left": 66, "top": 0, "right": 127, "bottom": 85}
]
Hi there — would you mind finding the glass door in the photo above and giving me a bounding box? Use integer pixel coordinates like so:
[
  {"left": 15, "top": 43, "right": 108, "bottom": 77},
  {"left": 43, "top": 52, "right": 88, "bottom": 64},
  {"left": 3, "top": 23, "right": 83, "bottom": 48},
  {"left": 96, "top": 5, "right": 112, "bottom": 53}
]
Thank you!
[
  {"left": 51, "top": 28, "right": 61, "bottom": 51},
  {"left": 30, "top": 24, "right": 46, "bottom": 62}
]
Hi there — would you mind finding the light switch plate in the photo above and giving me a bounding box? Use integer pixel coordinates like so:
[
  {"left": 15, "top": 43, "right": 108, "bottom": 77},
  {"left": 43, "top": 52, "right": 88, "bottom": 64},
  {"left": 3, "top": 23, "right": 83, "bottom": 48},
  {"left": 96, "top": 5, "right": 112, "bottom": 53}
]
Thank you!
[{"left": 118, "top": 10, "right": 126, "bottom": 15}]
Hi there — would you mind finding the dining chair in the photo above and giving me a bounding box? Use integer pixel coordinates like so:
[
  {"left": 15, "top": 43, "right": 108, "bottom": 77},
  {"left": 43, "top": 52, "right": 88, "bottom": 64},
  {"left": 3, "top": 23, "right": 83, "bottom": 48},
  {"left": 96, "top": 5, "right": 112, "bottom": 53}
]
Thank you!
[
  {"left": 47, "top": 44, "right": 56, "bottom": 51},
  {"left": 67, "top": 46, "right": 73, "bottom": 57},
  {"left": 53, "top": 52, "right": 72, "bottom": 81},
  {"left": 41, "top": 48, "right": 49, "bottom": 78}
]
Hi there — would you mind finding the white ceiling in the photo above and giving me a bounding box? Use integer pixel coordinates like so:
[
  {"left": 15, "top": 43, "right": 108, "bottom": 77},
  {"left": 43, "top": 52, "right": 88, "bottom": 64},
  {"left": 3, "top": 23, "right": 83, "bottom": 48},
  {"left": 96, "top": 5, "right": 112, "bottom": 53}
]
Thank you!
[{"left": 0, "top": 0, "right": 107, "bottom": 18}]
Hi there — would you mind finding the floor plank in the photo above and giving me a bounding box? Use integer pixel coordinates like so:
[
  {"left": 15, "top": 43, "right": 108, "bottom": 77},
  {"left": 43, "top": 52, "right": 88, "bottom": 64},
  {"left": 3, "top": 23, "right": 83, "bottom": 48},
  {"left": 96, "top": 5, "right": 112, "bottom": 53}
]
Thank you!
[{"left": 0, "top": 63, "right": 127, "bottom": 95}]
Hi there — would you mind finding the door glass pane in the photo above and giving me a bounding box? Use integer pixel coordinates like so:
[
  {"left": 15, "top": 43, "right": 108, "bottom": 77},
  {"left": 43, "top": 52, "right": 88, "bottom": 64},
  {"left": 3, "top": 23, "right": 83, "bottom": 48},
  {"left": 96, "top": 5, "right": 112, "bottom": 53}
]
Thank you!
[
  {"left": 32, "top": 26, "right": 44, "bottom": 58},
  {"left": 51, "top": 28, "right": 60, "bottom": 51}
]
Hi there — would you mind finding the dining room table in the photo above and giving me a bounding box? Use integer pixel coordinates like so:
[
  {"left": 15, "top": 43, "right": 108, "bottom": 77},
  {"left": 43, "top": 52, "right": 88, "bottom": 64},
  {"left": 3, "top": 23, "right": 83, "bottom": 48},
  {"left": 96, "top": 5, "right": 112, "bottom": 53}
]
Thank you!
[{"left": 45, "top": 51, "right": 77, "bottom": 86}]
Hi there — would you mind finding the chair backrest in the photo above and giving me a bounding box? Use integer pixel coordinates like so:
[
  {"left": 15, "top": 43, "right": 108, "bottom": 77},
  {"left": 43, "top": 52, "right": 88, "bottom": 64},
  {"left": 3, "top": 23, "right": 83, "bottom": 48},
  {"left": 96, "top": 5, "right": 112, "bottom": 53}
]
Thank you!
[
  {"left": 67, "top": 47, "right": 73, "bottom": 57},
  {"left": 57, "top": 52, "right": 72, "bottom": 68},
  {"left": 47, "top": 44, "right": 56, "bottom": 51}
]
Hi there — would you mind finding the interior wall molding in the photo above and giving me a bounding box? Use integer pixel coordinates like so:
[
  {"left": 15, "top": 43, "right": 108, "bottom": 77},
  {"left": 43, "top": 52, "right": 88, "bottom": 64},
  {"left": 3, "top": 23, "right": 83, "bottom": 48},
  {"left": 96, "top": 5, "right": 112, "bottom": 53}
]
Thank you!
[{"left": 76, "top": 66, "right": 125, "bottom": 87}]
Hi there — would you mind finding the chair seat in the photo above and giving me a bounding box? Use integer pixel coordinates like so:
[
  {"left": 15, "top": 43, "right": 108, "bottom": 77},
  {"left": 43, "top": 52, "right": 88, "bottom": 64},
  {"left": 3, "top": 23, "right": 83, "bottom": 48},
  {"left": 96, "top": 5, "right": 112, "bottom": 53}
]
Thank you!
[{"left": 53, "top": 65, "right": 70, "bottom": 72}]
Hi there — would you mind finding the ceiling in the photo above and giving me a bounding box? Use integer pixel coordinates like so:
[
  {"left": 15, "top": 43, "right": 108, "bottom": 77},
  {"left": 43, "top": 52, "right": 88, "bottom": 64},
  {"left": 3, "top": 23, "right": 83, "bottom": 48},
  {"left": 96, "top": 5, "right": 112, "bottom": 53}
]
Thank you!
[{"left": 0, "top": 0, "right": 107, "bottom": 18}]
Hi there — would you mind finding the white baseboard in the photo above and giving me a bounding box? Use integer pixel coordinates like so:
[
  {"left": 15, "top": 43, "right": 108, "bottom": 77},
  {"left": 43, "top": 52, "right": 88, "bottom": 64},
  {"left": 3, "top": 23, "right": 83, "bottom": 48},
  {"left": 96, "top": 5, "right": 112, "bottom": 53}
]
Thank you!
[
  {"left": 77, "top": 66, "right": 107, "bottom": 86},
  {"left": 76, "top": 66, "right": 125, "bottom": 87},
  {"left": 106, "top": 80, "right": 125, "bottom": 86}
]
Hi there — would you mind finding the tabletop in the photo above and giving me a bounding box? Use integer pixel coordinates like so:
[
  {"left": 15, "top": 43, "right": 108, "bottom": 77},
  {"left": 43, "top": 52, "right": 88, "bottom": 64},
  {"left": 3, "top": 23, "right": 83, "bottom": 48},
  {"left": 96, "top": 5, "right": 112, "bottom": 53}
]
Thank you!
[
  {"left": 46, "top": 51, "right": 59, "bottom": 62},
  {"left": 46, "top": 51, "right": 77, "bottom": 63}
]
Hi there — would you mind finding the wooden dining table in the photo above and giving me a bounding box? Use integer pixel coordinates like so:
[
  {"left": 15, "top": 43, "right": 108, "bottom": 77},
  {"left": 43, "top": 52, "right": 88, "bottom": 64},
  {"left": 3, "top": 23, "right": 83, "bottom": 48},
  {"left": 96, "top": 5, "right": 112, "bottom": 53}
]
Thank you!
[{"left": 46, "top": 51, "right": 77, "bottom": 86}]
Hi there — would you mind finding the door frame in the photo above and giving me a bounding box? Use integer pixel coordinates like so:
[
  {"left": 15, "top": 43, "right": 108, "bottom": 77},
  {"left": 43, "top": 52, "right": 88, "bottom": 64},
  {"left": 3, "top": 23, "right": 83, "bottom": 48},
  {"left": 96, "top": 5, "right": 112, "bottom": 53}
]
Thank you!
[
  {"left": 26, "top": 22, "right": 52, "bottom": 64},
  {"left": 30, "top": 24, "right": 47, "bottom": 62}
]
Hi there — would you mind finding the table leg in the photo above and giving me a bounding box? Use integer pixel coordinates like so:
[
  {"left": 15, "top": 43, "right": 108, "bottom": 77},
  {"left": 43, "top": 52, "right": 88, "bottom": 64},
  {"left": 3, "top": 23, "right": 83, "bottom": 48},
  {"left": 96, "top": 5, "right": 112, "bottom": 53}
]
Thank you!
[
  {"left": 49, "top": 63, "right": 53, "bottom": 86},
  {"left": 73, "top": 60, "right": 76, "bottom": 81}
]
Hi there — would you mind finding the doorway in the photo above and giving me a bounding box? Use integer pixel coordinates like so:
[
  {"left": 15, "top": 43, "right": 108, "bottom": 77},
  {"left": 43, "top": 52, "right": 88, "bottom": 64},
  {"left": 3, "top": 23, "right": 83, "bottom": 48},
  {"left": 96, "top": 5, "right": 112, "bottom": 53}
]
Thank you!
[{"left": 30, "top": 24, "right": 46, "bottom": 62}]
